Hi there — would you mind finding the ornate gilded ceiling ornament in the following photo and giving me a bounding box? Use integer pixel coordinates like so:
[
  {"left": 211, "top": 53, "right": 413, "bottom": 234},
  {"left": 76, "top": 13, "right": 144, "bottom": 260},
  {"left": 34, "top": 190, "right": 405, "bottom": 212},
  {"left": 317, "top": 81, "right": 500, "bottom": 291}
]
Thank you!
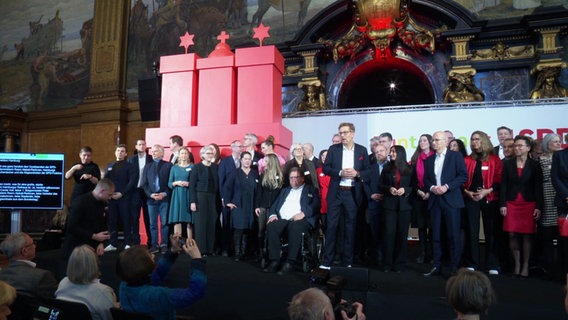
[
  {"left": 443, "top": 68, "right": 485, "bottom": 103},
  {"left": 471, "top": 42, "right": 534, "bottom": 61},
  {"left": 320, "top": 0, "right": 436, "bottom": 62}
]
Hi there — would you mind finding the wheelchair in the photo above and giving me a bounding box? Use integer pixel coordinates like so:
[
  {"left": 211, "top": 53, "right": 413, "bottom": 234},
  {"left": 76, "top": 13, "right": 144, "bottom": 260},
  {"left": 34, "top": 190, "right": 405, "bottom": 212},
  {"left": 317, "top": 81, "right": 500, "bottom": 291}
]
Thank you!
[{"left": 260, "top": 223, "right": 325, "bottom": 272}]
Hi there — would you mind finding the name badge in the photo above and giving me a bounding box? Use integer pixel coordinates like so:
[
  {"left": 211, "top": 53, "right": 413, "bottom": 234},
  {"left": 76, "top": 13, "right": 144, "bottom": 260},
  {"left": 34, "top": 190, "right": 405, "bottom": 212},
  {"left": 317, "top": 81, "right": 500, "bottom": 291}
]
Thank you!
[
  {"left": 481, "top": 166, "right": 489, "bottom": 170},
  {"left": 304, "top": 170, "right": 310, "bottom": 176},
  {"left": 186, "top": 168, "right": 192, "bottom": 172},
  {"left": 319, "top": 173, "right": 324, "bottom": 177}
]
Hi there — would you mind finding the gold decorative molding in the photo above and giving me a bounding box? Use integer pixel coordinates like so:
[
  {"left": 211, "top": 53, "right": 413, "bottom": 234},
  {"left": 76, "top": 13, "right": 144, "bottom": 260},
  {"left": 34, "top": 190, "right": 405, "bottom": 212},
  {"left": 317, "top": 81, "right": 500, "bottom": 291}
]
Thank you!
[
  {"left": 530, "top": 58, "right": 568, "bottom": 75},
  {"left": 535, "top": 27, "right": 563, "bottom": 54},
  {"left": 448, "top": 35, "right": 475, "bottom": 62},
  {"left": 471, "top": 42, "right": 535, "bottom": 61},
  {"left": 299, "top": 50, "right": 319, "bottom": 75}
]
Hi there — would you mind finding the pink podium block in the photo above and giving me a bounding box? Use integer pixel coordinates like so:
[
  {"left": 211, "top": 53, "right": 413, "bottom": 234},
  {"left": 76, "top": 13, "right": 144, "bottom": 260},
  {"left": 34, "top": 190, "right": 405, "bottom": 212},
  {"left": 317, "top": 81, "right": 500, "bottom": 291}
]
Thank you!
[
  {"left": 196, "top": 55, "right": 236, "bottom": 126},
  {"left": 235, "top": 46, "right": 285, "bottom": 124},
  {"left": 159, "top": 54, "right": 199, "bottom": 127}
]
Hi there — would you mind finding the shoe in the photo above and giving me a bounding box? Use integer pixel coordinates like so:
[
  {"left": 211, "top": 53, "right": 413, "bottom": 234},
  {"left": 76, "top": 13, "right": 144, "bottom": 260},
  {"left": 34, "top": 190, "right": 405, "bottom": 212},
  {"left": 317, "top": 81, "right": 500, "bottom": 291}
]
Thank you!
[
  {"left": 466, "top": 267, "right": 475, "bottom": 271},
  {"left": 150, "top": 246, "right": 159, "bottom": 254},
  {"left": 160, "top": 246, "right": 168, "bottom": 254},
  {"left": 124, "top": 245, "right": 131, "bottom": 250},
  {"left": 264, "top": 261, "right": 279, "bottom": 273},
  {"left": 104, "top": 244, "right": 117, "bottom": 252},
  {"left": 277, "top": 262, "right": 293, "bottom": 275},
  {"left": 423, "top": 267, "right": 441, "bottom": 277},
  {"left": 488, "top": 269, "right": 499, "bottom": 275},
  {"left": 346, "top": 264, "right": 352, "bottom": 268},
  {"left": 318, "top": 265, "right": 331, "bottom": 270}
]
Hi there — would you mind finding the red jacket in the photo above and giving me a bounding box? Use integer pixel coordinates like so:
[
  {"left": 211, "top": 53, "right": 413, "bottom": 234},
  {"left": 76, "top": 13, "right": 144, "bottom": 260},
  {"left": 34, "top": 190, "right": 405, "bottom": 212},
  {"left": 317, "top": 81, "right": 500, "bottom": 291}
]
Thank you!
[{"left": 464, "top": 154, "right": 502, "bottom": 202}]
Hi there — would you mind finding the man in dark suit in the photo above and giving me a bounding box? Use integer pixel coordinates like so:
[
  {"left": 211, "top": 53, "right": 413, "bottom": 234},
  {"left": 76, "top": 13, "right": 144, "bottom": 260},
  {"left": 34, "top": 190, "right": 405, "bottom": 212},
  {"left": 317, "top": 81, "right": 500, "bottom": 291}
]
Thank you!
[
  {"left": 0, "top": 232, "right": 58, "bottom": 299},
  {"left": 263, "top": 167, "right": 320, "bottom": 275},
  {"left": 494, "top": 126, "right": 513, "bottom": 160},
  {"left": 218, "top": 140, "right": 243, "bottom": 256},
  {"left": 423, "top": 131, "right": 468, "bottom": 276},
  {"left": 128, "top": 139, "right": 153, "bottom": 246},
  {"left": 104, "top": 144, "right": 137, "bottom": 251},
  {"left": 141, "top": 144, "right": 173, "bottom": 254},
  {"left": 320, "top": 122, "right": 370, "bottom": 269}
]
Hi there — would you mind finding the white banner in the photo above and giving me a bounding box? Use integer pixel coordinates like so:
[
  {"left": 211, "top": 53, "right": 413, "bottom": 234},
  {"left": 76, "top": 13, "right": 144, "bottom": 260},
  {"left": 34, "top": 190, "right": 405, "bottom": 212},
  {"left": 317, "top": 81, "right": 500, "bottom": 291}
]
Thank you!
[{"left": 283, "top": 103, "right": 568, "bottom": 158}]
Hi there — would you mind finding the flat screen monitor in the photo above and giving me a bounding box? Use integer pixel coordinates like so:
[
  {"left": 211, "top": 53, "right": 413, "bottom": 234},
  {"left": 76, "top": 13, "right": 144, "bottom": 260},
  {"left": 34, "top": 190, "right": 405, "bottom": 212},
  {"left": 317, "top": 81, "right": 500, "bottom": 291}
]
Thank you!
[{"left": 0, "top": 153, "right": 64, "bottom": 210}]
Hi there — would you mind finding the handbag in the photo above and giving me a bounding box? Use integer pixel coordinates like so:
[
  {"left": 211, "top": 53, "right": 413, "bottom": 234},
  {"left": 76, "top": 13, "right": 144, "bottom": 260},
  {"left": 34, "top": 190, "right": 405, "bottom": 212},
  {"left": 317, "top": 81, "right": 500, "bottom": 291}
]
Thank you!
[{"left": 558, "top": 213, "right": 568, "bottom": 237}]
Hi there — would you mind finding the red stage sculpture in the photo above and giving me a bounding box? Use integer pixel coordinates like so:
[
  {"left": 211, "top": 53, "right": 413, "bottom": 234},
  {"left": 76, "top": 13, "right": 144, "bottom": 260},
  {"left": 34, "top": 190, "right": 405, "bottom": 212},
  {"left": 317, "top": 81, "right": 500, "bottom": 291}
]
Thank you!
[{"left": 146, "top": 26, "right": 292, "bottom": 160}]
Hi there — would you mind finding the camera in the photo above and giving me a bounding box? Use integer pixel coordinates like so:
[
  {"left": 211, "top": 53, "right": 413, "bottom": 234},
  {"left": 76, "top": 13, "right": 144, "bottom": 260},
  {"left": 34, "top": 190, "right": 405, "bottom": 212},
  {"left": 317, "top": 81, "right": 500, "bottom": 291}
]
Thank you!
[
  {"left": 325, "top": 275, "right": 356, "bottom": 319},
  {"left": 177, "top": 237, "right": 187, "bottom": 247}
]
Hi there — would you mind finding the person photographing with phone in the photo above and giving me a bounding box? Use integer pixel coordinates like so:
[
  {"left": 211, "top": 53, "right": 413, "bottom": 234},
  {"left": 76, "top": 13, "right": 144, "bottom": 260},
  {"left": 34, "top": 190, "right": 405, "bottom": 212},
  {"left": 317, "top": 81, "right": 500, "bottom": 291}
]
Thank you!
[{"left": 117, "top": 235, "right": 206, "bottom": 320}]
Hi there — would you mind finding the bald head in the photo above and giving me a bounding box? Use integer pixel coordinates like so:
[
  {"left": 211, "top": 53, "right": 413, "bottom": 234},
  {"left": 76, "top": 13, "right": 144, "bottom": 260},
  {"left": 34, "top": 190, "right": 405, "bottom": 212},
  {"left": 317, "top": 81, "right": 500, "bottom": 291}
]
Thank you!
[{"left": 432, "top": 131, "right": 448, "bottom": 154}]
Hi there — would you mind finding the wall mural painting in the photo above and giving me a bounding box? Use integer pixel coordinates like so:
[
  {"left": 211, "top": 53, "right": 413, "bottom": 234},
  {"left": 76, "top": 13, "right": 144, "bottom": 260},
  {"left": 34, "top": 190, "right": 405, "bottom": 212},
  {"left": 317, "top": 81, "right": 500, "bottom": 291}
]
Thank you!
[
  {"left": 125, "top": 0, "right": 336, "bottom": 98},
  {"left": 0, "top": 0, "right": 94, "bottom": 112},
  {"left": 0, "top": 0, "right": 565, "bottom": 112}
]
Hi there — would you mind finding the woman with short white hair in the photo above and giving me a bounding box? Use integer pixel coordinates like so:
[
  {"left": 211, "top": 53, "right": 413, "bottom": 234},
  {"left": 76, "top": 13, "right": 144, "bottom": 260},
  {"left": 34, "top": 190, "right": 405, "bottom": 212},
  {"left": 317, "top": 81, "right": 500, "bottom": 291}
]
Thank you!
[
  {"left": 56, "top": 245, "right": 118, "bottom": 320},
  {"left": 190, "top": 145, "right": 220, "bottom": 255}
]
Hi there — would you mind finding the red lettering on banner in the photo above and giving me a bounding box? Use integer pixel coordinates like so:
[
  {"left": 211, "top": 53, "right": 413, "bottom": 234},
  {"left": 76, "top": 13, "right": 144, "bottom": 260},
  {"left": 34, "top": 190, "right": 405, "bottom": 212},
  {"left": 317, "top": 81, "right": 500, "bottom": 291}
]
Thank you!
[{"left": 536, "top": 128, "right": 554, "bottom": 139}]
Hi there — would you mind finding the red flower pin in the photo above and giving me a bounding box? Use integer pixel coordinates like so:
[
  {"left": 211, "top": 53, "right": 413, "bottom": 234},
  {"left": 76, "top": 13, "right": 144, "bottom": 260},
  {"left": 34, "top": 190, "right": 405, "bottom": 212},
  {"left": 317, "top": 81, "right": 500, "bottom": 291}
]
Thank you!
[{"left": 359, "top": 155, "right": 363, "bottom": 161}]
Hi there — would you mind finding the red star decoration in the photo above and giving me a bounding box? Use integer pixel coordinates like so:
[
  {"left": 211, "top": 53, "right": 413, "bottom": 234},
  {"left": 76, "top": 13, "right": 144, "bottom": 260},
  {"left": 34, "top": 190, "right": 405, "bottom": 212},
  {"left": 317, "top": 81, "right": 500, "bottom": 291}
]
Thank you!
[
  {"left": 253, "top": 23, "right": 270, "bottom": 46},
  {"left": 179, "top": 31, "right": 195, "bottom": 54}
]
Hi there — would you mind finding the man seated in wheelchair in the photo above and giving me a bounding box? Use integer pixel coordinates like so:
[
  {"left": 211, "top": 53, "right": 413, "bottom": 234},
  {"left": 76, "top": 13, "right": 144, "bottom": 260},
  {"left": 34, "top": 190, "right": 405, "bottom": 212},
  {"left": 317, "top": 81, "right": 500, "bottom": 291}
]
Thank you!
[{"left": 263, "top": 167, "right": 320, "bottom": 275}]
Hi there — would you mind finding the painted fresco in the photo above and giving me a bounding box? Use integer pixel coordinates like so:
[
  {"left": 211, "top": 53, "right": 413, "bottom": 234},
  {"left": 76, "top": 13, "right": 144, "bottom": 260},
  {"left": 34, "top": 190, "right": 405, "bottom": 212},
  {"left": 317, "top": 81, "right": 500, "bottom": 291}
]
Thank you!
[
  {"left": 454, "top": 0, "right": 566, "bottom": 18},
  {"left": 125, "top": 0, "right": 336, "bottom": 97},
  {"left": 0, "top": 0, "right": 94, "bottom": 112},
  {"left": 0, "top": 0, "right": 566, "bottom": 111}
]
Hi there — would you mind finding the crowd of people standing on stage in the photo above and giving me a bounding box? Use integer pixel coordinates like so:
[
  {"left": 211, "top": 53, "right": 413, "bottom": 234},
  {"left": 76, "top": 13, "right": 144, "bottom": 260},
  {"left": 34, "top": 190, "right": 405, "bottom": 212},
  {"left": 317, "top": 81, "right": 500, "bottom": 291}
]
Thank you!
[{"left": 37, "top": 125, "right": 568, "bottom": 281}]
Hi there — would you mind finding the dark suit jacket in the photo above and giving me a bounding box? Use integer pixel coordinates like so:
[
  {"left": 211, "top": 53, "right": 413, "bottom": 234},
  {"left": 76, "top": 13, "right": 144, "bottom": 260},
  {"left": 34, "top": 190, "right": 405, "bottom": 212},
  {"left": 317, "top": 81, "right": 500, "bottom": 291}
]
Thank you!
[
  {"left": 324, "top": 143, "right": 371, "bottom": 206},
  {"left": 379, "top": 163, "right": 414, "bottom": 211},
  {"left": 500, "top": 157, "right": 543, "bottom": 210},
  {"left": 269, "top": 184, "right": 320, "bottom": 228},
  {"left": 189, "top": 162, "right": 219, "bottom": 200},
  {"left": 218, "top": 155, "right": 239, "bottom": 200},
  {"left": 552, "top": 148, "right": 568, "bottom": 210},
  {"left": 105, "top": 160, "right": 137, "bottom": 198},
  {"left": 61, "top": 192, "right": 107, "bottom": 258},
  {"left": 424, "top": 149, "right": 468, "bottom": 209},
  {"left": 141, "top": 159, "right": 173, "bottom": 201},
  {"left": 0, "top": 261, "right": 57, "bottom": 299},
  {"left": 128, "top": 153, "right": 153, "bottom": 187}
]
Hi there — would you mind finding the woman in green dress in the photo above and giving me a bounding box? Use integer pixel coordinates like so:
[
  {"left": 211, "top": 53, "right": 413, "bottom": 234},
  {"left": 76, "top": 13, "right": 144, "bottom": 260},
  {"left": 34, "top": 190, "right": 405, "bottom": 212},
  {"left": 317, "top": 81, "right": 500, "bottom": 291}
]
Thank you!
[{"left": 168, "top": 147, "right": 194, "bottom": 239}]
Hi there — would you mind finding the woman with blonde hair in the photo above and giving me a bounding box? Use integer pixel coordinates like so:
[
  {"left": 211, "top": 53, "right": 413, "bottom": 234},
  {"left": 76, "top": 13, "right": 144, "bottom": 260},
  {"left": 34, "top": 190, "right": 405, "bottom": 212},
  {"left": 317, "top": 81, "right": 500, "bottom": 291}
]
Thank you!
[
  {"left": 0, "top": 281, "right": 16, "bottom": 320},
  {"left": 255, "top": 154, "right": 284, "bottom": 261},
  {"left": 56, "top": 245, "right": 118, "bottom": 320},
  {"left": 168, "top": 147, "right": 195, "bottom": 239}
]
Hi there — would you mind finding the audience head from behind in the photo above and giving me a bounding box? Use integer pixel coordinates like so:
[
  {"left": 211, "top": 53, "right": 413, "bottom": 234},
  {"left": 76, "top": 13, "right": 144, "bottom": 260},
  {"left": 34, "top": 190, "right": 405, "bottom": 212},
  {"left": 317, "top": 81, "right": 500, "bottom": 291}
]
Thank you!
[
  {"left": 66, "top": 245, "right": 101, "bottom": 284},
  {"left": 288, "top": 288, "right": 334, "bottom": 320},
  {"left": 288, "top": 287, "right": 366, "bottom": 320},
  {"left": 116, "top": 246, "right": 157, "bottom": 286},
  {"left": 446, "top": 269, "right": 496, "bottom": 319},
  {"left": 0, "top": 281, "right": 16, "bottom": 320},
  {"left": 0, "top": 232, "right": 36, "bottom": 261}
]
